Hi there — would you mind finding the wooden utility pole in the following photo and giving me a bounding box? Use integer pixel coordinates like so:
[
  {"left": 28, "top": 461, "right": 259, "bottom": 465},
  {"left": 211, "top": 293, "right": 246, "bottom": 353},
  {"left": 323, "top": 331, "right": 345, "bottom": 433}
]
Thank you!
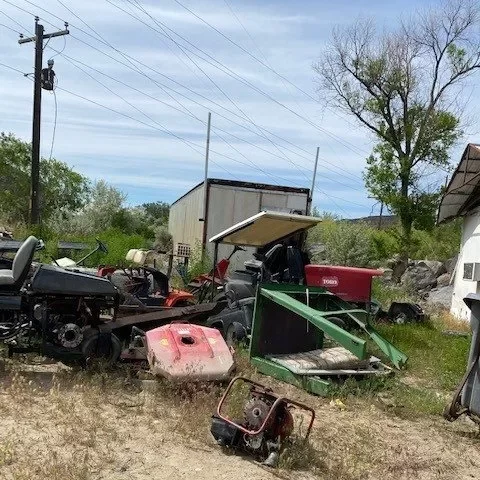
[{"left": 19, "top": 17, "right": 69, "bottom": 225}]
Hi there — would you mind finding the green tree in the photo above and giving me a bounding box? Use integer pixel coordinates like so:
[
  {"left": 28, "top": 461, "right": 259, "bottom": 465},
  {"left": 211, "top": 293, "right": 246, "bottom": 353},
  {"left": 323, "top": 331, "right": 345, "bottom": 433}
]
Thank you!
[
  {"left": 71, "top": 180, "right": 126, "bottom": 234},
  {"left": 141, "top": 201, "right": 170, "bottom": 226},
  {"left": 0, "top": 132, "right": 89, "bottom": 224},
  {"left": 308, "top": 218, "right": 374, "bottom": 267},
  {"left": 314, "top": 0, "right": 480, "bottom": 257}
]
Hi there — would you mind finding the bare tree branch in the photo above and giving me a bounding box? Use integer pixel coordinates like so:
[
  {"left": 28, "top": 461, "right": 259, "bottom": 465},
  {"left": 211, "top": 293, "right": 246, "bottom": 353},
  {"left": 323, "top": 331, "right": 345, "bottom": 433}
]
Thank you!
[{"left": 315, "top": 0, "right": 480, "bottom": 256}]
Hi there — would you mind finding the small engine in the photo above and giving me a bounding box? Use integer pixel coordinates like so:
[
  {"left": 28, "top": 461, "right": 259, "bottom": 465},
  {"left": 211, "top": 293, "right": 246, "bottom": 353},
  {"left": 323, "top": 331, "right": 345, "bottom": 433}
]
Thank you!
[{"left": 211, "top": 377, "right": 315, "bottom": 467}]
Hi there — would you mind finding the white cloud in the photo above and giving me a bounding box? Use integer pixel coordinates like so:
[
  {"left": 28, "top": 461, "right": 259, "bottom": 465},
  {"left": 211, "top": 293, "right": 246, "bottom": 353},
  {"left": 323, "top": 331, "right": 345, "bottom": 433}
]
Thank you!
[{"left": 0, "top": 0, "right": 474, "bottom": 217}]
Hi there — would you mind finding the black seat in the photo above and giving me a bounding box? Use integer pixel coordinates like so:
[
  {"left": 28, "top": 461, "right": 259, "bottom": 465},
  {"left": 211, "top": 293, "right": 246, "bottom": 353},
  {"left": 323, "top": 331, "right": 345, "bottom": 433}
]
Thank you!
[
  {"left": 286, "top": 246, "right": 305, "bottom": 283},
  {"left": 0, "top": 236, "right": 38, "bottom": 290}
]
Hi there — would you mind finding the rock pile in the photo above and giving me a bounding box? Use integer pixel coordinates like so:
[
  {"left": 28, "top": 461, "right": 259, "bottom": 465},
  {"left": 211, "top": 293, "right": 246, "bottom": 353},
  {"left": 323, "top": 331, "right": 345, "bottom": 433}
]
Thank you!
[{"left": 386, "top": 255, "right": 458, "bottom": 309}]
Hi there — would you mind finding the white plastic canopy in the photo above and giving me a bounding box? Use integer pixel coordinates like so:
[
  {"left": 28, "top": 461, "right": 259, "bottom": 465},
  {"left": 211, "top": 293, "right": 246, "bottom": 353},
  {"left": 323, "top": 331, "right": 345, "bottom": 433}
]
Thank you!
[{"left": 208, "top": 211, "right": 321, "bottom": 247}]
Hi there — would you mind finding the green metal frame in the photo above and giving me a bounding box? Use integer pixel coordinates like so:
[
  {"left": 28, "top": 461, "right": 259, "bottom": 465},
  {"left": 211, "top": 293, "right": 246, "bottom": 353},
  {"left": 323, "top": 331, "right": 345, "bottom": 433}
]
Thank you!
[{"left": 249, "top": 284, "right": 408, "bottom": 396}]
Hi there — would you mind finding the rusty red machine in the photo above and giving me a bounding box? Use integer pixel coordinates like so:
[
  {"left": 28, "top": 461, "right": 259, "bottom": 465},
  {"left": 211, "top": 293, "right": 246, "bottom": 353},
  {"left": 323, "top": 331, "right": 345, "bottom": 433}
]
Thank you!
[{"left": 211, "top": 376, "right": 315, "bottom": 467}]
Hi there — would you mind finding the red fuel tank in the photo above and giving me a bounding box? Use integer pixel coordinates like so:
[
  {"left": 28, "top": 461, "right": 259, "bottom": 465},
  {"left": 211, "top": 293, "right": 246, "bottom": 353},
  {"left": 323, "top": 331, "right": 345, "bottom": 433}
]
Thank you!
[
  {"left": 145, "top": 323, "right": 234, "bottom": 381},
  {"left": 305, "top": 265, "right": 383, "bottom": 304}
]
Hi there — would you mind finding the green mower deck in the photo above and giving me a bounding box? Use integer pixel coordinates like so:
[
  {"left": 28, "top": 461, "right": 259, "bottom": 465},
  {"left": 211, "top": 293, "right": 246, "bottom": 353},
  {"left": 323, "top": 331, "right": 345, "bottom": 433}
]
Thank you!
[{"left": 249, "top": 284, "right": 408, "bottom": 396}]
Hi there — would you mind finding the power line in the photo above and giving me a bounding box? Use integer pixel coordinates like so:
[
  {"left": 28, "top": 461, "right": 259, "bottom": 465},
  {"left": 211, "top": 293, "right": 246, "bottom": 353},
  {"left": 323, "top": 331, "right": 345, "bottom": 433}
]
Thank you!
[
  {"left": 108, "top": 0, "right": 368, "bottom": 175},
  {"left": 222, "top": 0, "right": 269, "bottom": 65},
  {"left": 50, "top": 45, "right": 364, "bottom": 192},
  {"left": 124, "top": 0, "right": 313, "bottom": 185},
  {"left": 52, "top": 65, "right": 295, "bottom": 186},
  {"left": 35, "top": 17, "right": 361, "bottom": 190},
  {"left": 55, "top": 0, "right": 197, "bottom": 121},
  {"left": 0, "top": 12, "right": 371, "bottom": 208},
  {"left": 0, "top": 22, "right": 22, "bottom": 35},
  {"left": 221, "top": 0, "right": 304, "bottom": 113},
  {"left": 0, "top": 60, "right": 368, "bottom": 211},
  {"left": 48, "top": 87, "right": 57, "bottom": 160},
  {"left": 3, "top": 0, "right": 365, "bottom": 188},
  {"left": 47, "top": 48, "right": 292, "bottom": 186},
  {"left": 16, "top": 0, "right": 368, "bottom": 162},
  {"left": 163, "top": 0, "right": 369, "bottom": 157},
  {"left": 47, "top": 32, "right": 66, "bottom": 59},
  {"left": 0, "top": 9, "right": 29, "bottom": 32},
  {"left": 0, "top": 60, "right": 25, "bottom": 74},
  {"left": 181, "top": 0, "right": 368, "bottom": 149}
]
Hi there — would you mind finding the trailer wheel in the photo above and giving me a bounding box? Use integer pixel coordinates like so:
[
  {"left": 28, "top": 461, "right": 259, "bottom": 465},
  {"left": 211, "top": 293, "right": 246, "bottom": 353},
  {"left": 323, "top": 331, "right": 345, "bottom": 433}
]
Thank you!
[{"left": 226, "top": 322, "right": 247, "bottom": 347}]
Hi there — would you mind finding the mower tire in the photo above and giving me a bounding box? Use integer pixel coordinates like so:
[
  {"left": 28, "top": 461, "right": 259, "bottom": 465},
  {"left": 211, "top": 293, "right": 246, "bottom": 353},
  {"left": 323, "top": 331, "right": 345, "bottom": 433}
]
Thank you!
[
  {"left": 226, "top": 322, "right": 247, "bottom": 347},
  {"left": 81, "top": 330, "right": 122, "bottom": 366},
  {"left": 326, "top": 316, "right": 348, "bottom": 330}
]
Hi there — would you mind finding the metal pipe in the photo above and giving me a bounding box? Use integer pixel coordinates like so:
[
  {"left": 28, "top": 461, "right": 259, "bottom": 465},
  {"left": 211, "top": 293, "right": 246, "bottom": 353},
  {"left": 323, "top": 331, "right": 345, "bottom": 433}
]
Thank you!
[{"left": 307, "top": 147, "right": 319, "bottom": 215}]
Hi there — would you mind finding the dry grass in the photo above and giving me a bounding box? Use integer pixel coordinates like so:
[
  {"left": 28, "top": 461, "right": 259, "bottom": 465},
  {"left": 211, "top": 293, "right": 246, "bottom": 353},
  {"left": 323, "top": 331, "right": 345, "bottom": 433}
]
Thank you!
[
  {"left": 430, "top": 309, "right": 471, "bottom": 333},
  {"left": 1, "top": 327, "right": 480, "bottom": 480}
]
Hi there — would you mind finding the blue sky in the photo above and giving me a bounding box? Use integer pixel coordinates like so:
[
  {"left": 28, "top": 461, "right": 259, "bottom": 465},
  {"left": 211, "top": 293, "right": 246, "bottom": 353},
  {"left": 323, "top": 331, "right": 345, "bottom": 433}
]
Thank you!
[{"left": 0, "top": 0, "right": 477, "bottom": 217}]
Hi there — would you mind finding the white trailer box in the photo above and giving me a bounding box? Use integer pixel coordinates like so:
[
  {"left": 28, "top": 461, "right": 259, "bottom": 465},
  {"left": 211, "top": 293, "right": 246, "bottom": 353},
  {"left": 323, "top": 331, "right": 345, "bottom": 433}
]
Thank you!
[{"left": 168, "top": 179, "right": 310, "bottom": 270}]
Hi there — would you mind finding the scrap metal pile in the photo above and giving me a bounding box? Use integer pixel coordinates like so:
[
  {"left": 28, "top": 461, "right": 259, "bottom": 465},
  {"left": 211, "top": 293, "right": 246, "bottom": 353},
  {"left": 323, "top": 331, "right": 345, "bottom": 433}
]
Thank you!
[
  {"left": 0, "top": 211, "right": 411, "bottom": 387},
  {"left": 3, "top": 210, "right": 480, "bottom": 466}
]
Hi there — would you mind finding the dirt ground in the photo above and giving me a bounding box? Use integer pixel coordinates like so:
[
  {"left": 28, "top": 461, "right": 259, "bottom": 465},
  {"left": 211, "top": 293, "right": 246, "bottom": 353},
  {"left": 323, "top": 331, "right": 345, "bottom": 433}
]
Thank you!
[{"left": 0, "top": 361, "right": 479, "bottom": 480}]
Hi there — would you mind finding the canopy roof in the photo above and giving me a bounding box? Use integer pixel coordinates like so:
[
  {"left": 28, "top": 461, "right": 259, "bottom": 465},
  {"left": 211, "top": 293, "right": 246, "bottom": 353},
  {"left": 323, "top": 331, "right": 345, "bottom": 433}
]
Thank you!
[
  {"left": 438, "top": 144, "right": 480, "bottom": 224},
  {"left": 209, "top": 211, "right": 321, "bottom": 247}
]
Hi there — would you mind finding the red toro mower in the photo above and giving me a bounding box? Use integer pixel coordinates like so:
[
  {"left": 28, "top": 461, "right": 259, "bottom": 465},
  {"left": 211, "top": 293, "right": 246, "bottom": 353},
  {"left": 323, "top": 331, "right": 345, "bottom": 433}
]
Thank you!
[
  {"left": 203, "top": 211, "right": 425, "bottom": 344},
  {"left": 305, "top": 264, "right": 425, "bottom": 324}
]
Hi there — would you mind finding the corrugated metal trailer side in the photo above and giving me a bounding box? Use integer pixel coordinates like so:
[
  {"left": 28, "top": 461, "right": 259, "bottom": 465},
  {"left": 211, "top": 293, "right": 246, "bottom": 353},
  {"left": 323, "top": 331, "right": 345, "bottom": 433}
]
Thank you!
[
  {"left": 168, "top": 183, "right": 205, "bottom": 255},
  {"left": 168, "top": 179, "right": 309, "bottom": 268},
  {"left": 205, "top": 183, "right": 309, "bottom": 269}
]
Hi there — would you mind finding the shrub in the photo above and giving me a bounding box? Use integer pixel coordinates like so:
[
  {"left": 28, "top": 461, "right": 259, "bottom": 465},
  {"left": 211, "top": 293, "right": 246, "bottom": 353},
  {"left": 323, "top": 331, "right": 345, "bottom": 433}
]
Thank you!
[
  {"left": 308, "top": 219, "right": 375, "bottom": 267},
  {"left": 308, "top": 215, "right": 461, "bottom": 267},
  {"left": 153, "top": 225, "right": 173, "bottom": 253},
  {"left": 185, "top": 241, "right": 212, "bottom": 283}
]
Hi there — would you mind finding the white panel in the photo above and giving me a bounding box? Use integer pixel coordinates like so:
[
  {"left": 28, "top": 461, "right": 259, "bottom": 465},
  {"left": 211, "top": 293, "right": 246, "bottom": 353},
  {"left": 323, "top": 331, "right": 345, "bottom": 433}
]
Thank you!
[
  {"left": 261, "top": 192, "right": 287, "bottom": 211},
  {"left": 168, "top": 184, "right": 204, "bottom": 253},
  {"left": 233, "top": 189, "right": 261, "bottom": 223},
  {"left": 286, "top": 193, "right": 308, "bottom": 213},
  {"left": 451, "top": 213, "right": 480, "bottom": 321},
  {"left": 207, "top": 185, "right": 260, "bottom": 270}
]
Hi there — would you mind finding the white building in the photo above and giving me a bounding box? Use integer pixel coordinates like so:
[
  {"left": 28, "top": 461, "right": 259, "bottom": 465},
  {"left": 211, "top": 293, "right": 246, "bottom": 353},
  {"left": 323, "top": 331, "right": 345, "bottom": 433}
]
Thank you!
[
  {"left": 168, "top": 179, "right": 310, "bottom": 269},
  {"left": 438, "top": 143, "right": 480, "bottom": 321}
]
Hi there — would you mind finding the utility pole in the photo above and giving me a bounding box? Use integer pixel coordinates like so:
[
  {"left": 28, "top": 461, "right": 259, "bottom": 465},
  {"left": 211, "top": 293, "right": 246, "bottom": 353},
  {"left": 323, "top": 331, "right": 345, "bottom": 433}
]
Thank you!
[
  {"left": 200, "top": 111, "right": 211, "bottom": 223},
  {"left": 19, "top": 17, "right": 69, "bottom": 225},
  {"left": 307, "top": 147, "right": 319, "bottom": 215}
]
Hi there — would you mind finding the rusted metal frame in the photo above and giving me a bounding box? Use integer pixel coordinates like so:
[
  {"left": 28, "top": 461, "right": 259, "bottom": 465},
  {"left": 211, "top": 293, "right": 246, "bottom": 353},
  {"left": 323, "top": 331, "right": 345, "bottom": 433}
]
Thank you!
[{"left": 216, "top": 376, "right": 315, "bottom": 438}]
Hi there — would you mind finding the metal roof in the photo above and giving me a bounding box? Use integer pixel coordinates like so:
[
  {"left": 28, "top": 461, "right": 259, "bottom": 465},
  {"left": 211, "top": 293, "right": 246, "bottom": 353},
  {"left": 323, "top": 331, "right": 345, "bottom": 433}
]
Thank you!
[
  {"left": 171, "top": 178, "right": 309, "bottom": 207},
  {"left": 209, "top": 210, "right": 321, "bottom": 247},
  {"left": 437, "top": 144, "right": 480, "bottom": 224}
]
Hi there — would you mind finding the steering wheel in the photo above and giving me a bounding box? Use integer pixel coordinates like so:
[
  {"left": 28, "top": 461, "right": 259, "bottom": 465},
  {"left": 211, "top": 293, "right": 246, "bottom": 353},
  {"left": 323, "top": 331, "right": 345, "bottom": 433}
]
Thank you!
[{"left": 96, "top": 238, "right": 108, "bottom": 254}]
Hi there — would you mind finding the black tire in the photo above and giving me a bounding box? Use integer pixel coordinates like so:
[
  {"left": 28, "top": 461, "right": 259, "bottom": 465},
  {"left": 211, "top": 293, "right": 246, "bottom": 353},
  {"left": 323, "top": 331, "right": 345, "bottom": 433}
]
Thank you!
[
  {"left": 327, "top": 316, "right": 348, "bottom": 330},
  {"left": 226, "top": 322, "right": 247, "bottom": 347},
  {"left": 393, "top": 312, "right": 407, "bottom": 325},
  {"left": 81, "top": 331, "right": 122, "bottom": 365},
  {"left": 213, "top": 293, "right": 227, "bottom": 303}
]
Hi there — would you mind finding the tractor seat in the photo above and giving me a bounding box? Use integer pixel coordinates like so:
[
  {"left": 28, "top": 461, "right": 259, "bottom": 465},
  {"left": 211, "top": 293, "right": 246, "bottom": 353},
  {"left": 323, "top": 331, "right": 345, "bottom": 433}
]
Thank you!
[
  {"left": 0, "top": 236, "right": 38, "bottom": 289},
  {"left": 0, "top": 269, "right": 14, "bottom": 285}
]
